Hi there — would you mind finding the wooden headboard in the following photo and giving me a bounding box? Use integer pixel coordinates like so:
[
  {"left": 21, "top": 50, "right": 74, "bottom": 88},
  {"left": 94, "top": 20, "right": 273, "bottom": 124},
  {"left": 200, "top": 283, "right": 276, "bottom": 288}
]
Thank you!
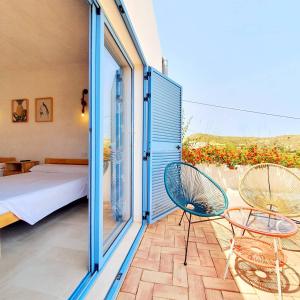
[
  {"left": 45, "top": 158, "right": 88, "bottom": 165},
  {"left": 0, "top": 157, "right": 16, "bottom": 163}
]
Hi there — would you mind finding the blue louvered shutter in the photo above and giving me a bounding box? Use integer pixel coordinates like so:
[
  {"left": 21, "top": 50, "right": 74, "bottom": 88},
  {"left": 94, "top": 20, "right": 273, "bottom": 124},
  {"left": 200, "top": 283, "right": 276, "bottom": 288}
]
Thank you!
[{"left": 144, "top": 67, "right": 182, "bottom": 223}]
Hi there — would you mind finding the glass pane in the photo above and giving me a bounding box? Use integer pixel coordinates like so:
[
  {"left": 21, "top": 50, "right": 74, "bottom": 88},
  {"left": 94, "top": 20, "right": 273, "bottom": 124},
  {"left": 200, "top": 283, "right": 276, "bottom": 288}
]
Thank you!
[{"left": 102, "top": 30, "right": 132, "bottom": 253}]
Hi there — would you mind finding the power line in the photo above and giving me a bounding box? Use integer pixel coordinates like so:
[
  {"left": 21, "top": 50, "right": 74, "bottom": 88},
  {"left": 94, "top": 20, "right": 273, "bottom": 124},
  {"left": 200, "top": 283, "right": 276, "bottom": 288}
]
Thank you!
[{"left": 183, "top": 99, "right": 300, "bottom": 120}]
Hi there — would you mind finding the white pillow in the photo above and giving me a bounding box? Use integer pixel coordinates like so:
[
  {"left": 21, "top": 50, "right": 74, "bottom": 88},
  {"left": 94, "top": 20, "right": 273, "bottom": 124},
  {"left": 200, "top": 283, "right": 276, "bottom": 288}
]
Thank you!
[{"left": 30, "top": 164, "right": 88, "bottom": 175}]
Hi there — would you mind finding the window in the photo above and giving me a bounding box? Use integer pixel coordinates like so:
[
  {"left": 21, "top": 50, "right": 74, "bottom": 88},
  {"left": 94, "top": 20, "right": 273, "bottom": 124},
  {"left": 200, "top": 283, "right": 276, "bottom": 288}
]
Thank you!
[{"left": 102, "top": 26, "right": 132, "bottom": 252}]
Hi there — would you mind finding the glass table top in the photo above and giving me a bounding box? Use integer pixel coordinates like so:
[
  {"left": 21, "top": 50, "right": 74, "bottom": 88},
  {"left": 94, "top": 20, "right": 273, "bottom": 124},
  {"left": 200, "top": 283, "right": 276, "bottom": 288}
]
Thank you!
[{"left": 223, "top": 207, "right": 298, "bottom": 238}]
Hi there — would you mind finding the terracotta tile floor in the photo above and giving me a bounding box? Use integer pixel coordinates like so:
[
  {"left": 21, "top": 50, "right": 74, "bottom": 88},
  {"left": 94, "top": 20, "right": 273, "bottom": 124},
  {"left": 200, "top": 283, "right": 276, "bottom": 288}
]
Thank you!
[
  {"left": 118, "top": 210, "right": 242, "bottom": 300},
  {"left": 118, "top": 209, "right": 300, "bottom": 300},
  {"left": 211, "top": 218, "right": 300, "bottom": 300}
]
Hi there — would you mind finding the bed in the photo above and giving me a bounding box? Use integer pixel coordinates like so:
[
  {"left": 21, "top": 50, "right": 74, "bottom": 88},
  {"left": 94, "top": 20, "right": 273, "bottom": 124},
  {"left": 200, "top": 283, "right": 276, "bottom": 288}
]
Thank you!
[
  {"left": 0, "top": 157, "right": 16, "bottom": 177},
  {"left": 0, "top": 157, "right": 16, "bottom": 163},
  {"left": 0, "top": 158, "right": 88, "bottom": 228}
]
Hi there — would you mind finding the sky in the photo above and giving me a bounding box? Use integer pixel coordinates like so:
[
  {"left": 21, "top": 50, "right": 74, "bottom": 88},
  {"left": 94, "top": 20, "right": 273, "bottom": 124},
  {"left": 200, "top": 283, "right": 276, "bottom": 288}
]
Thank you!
[{"left": 152, "top": 0, "right": 300, "bottom": 137}]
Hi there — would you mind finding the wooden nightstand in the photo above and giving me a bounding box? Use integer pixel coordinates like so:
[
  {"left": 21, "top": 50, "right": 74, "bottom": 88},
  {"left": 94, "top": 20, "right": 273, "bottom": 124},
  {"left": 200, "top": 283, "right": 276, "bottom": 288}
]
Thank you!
[{"left": 4, "top": 161, "right": 39, "bottom": 176}]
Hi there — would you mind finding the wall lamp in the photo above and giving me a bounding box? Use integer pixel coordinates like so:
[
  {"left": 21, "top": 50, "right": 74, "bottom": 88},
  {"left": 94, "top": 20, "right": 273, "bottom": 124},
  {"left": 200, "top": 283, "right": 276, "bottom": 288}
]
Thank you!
[{"left": 81, "top": 89, "right": 88, "bottom": 116}]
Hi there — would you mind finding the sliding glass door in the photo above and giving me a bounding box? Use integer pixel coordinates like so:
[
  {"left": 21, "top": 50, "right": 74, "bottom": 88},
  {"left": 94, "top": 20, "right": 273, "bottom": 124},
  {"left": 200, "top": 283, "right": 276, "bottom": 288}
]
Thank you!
[
  {"left": 102, "top": 26, "right": 133, "bottom": 253},
  {"left": 89, "top": 4, "right": 134, "bottom": 270},
  {"left": 70, "top": 3, "right": 135, "bottom": 297}
]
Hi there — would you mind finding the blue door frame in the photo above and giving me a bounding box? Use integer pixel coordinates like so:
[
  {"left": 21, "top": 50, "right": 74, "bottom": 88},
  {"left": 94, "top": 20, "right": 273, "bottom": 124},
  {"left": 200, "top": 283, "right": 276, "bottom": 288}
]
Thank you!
[
  {"left": 89, "top": 0, "right": 138, "bottom": 272},
  {"left": 69, "top": 0, "right": 147, "bottom": 298},
  {"left": 89, "top": 2, "right": 102, "bottom": 273},
  {"left": 68, "top": 3, "right": 102, "bottom": 298}
]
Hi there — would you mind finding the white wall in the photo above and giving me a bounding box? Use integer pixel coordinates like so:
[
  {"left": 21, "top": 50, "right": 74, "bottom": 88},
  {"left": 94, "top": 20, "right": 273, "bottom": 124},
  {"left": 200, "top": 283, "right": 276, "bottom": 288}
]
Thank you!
[
  {"left": 0, "top": 63, "right": 89, "bottom": 162},
  {"left": 123, "top": 0, "right": 163, "bottom": 70}
]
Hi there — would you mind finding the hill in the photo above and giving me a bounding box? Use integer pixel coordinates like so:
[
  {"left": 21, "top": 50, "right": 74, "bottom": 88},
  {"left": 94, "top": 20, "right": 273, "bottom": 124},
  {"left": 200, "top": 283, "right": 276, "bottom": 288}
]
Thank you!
[{"left": 186, "top": 133, "right": 300, "bottom": 151}]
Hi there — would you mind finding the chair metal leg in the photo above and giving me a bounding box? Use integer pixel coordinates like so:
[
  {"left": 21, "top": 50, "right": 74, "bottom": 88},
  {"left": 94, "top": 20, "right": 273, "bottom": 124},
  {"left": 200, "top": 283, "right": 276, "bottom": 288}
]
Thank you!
[
  {"left": 274, "top": 238, "right": 282, "bottom": 300},
  {"left": 242, "top": 210, "right": 252, "bottom": 236},
  {"left": 179, "top": 210, "right": 185, "bottom": 226},
  {"left": 291, "top": 218, "right": 300, "bottom": 225},
  {"left": 184, "top": 213, "right": 192, "bottom": 266},
  {"left": 224, "top": 238, "right": 235, "bottom": 279}
]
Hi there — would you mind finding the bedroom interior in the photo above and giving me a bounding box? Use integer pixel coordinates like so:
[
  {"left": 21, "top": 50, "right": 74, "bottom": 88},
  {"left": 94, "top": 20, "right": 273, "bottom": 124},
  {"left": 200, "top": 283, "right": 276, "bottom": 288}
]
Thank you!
[
  {"left": 0, "top": 1, "right": 91, "bottom": 298},
  {"left": 0, "top": 1, "right": 134, "bottom": 298}
]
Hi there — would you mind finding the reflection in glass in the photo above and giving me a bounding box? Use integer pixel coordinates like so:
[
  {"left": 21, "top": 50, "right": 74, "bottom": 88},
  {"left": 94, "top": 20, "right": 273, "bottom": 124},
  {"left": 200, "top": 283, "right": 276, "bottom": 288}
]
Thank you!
[{"left": 102, "top": 32, "right": 132, "bottom": 252}]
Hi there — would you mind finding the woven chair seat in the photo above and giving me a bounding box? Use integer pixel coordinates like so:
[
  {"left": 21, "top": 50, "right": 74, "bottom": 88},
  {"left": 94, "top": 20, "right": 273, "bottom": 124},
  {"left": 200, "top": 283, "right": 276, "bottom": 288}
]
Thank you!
[
  {"left": 239, "top": 163, "right": 300, "bottom": 217},
  {"left": 164, "top": 162, "right": 228, "bottom": 266},
  {"left": 164, "top": 162, "right": 228, "bottom": 217}
]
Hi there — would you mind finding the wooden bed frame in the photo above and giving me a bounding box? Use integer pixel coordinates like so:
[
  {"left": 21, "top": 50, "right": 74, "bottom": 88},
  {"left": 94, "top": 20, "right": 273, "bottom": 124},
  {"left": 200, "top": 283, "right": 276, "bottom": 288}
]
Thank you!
[
  {"left": 44, "top": 158, "right": 88, "bottom": 165},
  {"left": 0, "top": 157, "right": 16, "bottom": 163},
  {"left": 0, "top": 158, "right": 89, "bottom": 229},
  {"left": 0, "top": 158, "right": 18, "bottom": 228}
]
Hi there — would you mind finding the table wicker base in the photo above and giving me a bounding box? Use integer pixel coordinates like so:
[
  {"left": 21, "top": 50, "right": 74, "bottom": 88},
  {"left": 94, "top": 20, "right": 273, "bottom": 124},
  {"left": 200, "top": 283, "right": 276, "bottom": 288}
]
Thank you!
[
  {"left": 233, "top": 237, "right": 286, "bottom": 268},
  {"left": 223, "top": 207, "right": 298, "bottom": 300}
]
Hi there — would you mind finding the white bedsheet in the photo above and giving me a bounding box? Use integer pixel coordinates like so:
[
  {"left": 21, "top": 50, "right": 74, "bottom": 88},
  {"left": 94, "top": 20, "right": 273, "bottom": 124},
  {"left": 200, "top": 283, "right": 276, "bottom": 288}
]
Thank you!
[{"left": 0, "top": 172, "right": 88, "bottom": 225}]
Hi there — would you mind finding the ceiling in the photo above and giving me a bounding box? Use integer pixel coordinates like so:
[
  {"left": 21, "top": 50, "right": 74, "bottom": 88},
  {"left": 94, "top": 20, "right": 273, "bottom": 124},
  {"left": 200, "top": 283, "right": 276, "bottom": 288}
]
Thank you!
[{"left": 0, "top": 0, "right": 89, "bottom": 70}]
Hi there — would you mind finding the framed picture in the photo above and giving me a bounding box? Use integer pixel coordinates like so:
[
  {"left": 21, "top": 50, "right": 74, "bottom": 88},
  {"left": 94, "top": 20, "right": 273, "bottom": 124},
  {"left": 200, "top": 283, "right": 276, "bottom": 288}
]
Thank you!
[
  {"left": 35, "top": 97, "right": 53, "bottom": 122},
  {"left": 12, "top": 99, "right": 29, "bottom": 122}
]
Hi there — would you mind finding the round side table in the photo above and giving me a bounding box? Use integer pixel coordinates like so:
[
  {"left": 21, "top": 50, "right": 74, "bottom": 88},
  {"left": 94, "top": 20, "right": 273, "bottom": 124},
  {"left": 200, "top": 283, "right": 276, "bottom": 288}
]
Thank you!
[{"left": 223, "top": 207, "right": 298, "bottom": 300}]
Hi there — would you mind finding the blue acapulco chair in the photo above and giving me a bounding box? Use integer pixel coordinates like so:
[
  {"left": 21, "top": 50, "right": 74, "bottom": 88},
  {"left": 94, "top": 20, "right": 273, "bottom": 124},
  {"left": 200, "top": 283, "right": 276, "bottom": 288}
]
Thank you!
[{"left": 164, "top": 162, "right": 228, "bottom": 265}]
